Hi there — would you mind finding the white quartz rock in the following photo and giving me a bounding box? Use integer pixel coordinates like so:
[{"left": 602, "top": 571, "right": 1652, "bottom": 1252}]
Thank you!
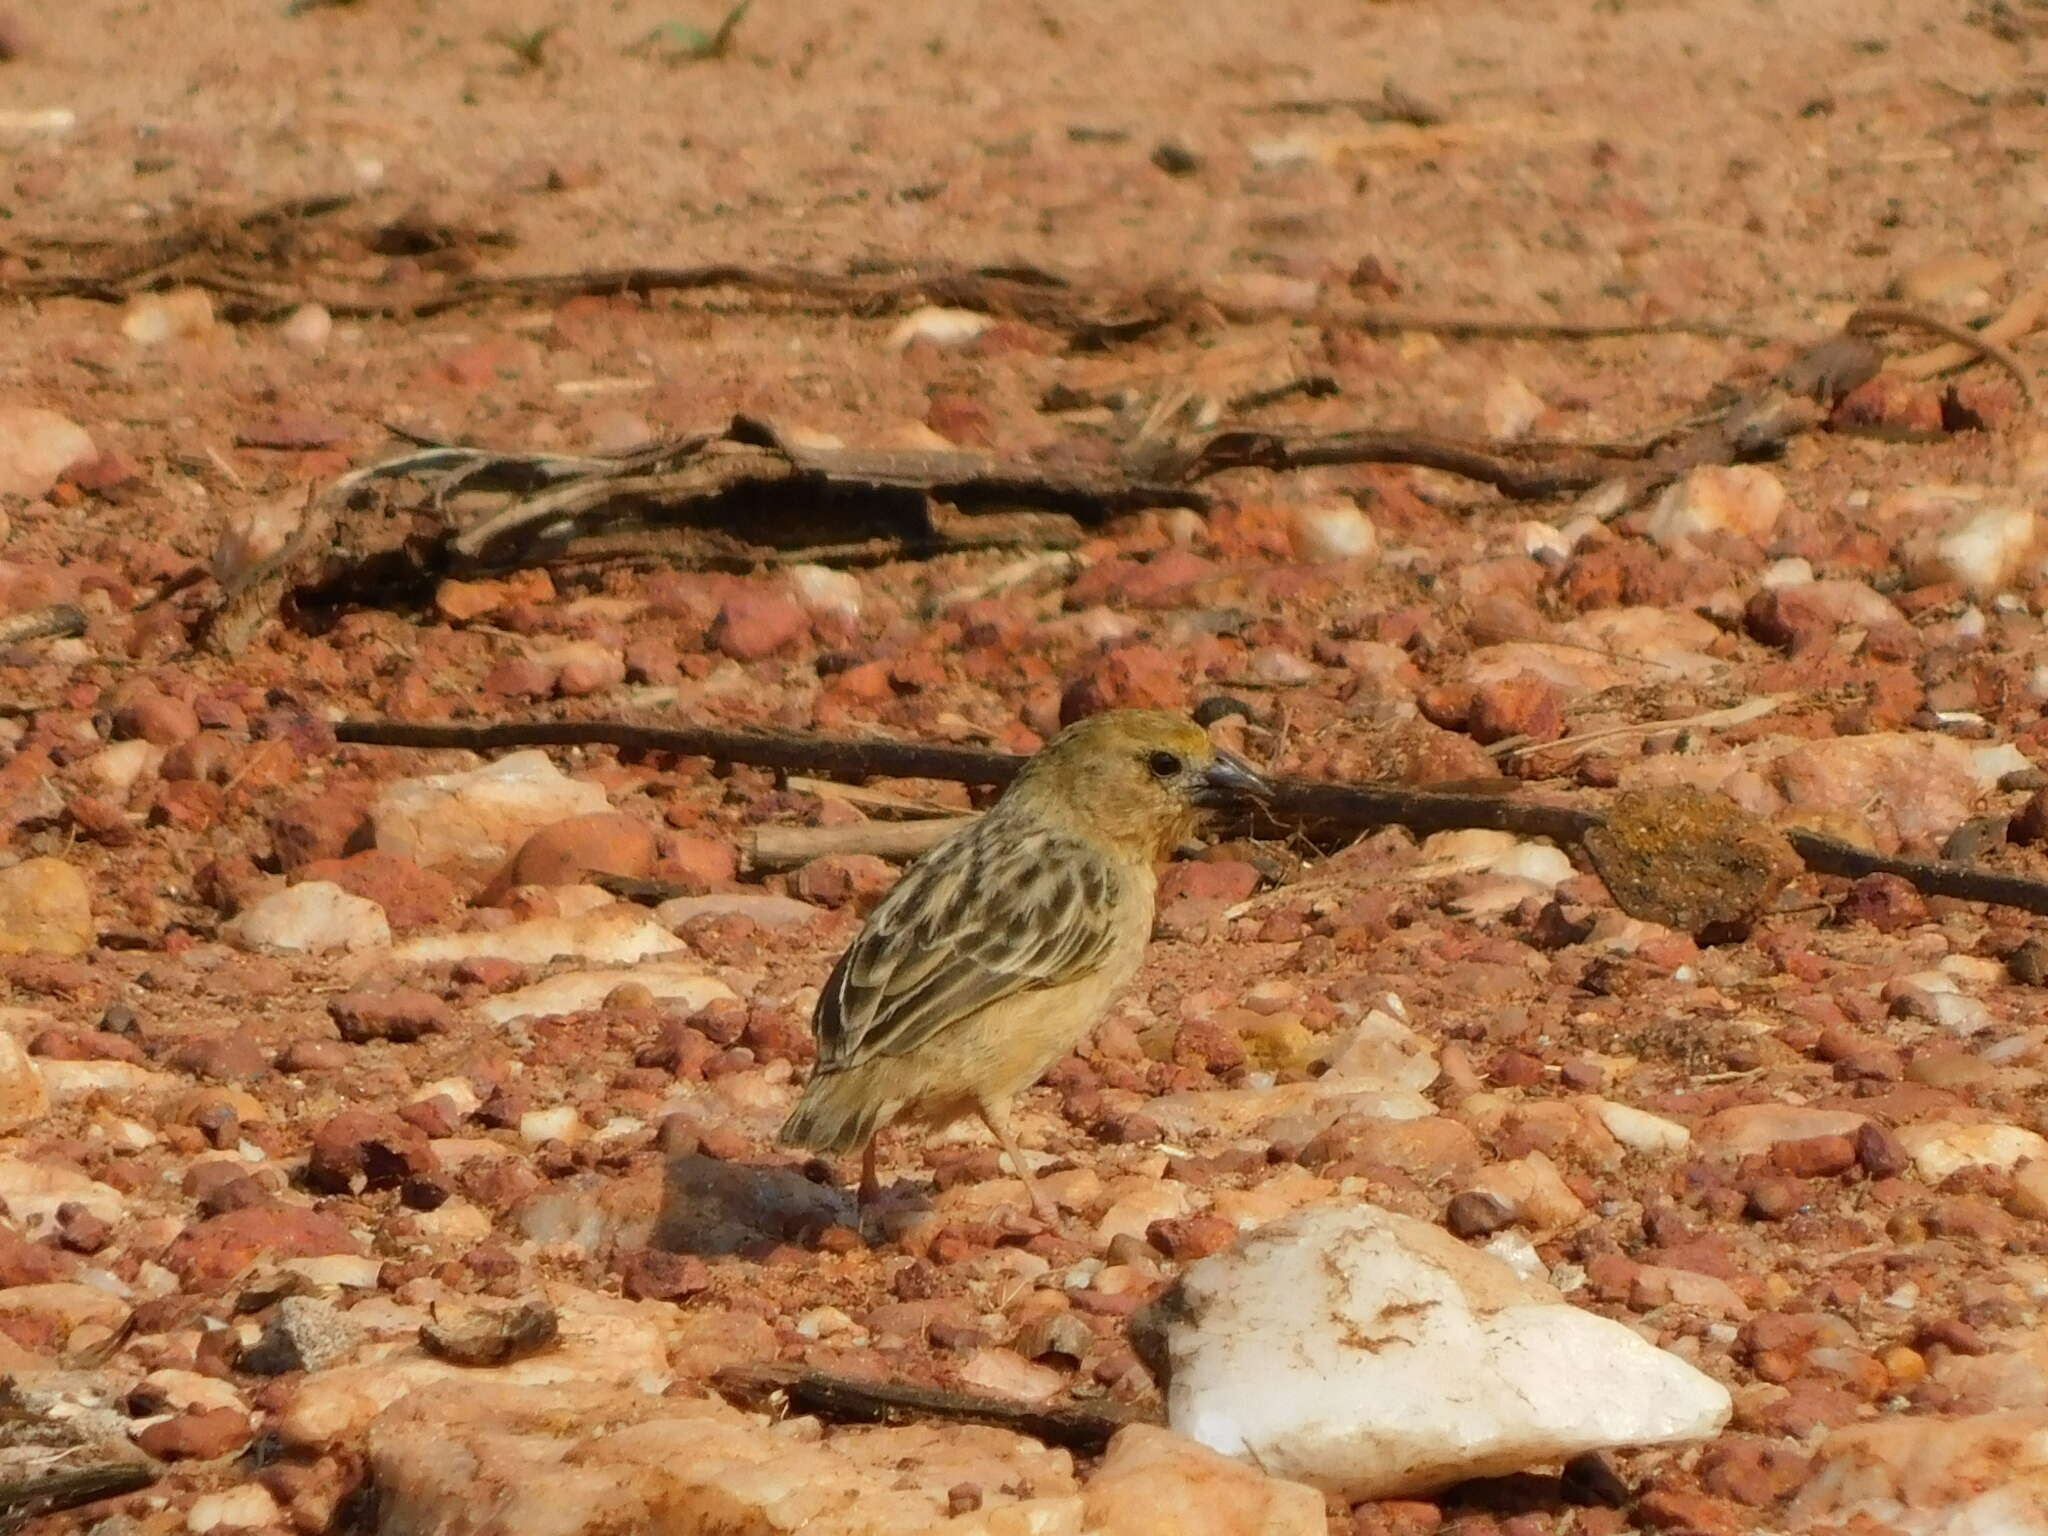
[{"left": 1134, "top": 1202, "right": 1731, "bottom": 1498}]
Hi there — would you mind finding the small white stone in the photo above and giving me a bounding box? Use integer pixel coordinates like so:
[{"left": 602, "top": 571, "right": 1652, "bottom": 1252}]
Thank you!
[
  {"left": 1290, "top": 502, "right": 1378, "bottom": 564},
  {"left": 518, "top": 1105, "right": 584, "bottom": 1147},
  {"left": 1592, "top": 1101, "right": 1692, "bottom": 1156},
  {"left": 475, "top": 966, "right": 733, "bottom": 1028},
  {"left": 0, "top": 407, "right": 95, "bottom": 500},
  {"left": 186, "top": 1484, "right": 280, "bottom": 1532},
  {"left": 1645, "top": 465, "right": 1786, "bottom": 548},
  {"left": 885, "top": 306, "right": 993, "bottom": 350},
  {"left": 1761, "top": 556, "right": 1815, "bottom": 589},
  {"left": 121, "top": 288, "right": 215, "bottom": 346},
  {"left": 1482, "top": 376, "right": 1546, "bottom": 441},
  {"left": 224, "top": 882, "right": 390, "bottom": 955},
  {"left": 371, "top": 751, "right": 611, "bottom": 872},
  {"left": 787, "top": 563, "right": 862, "bottom": 620},
  {"left": 398, "top": 909, "right": 684, "bottom": 970},
  {"left": 1516, "top": 521, "right": 1571, "bottom": 564},
  {"left": 1900, "top": 1121, "right": 2048, "bottom": 1183},
  {"left": 281, "top": 302, "right": 333, "bottom": 354}
]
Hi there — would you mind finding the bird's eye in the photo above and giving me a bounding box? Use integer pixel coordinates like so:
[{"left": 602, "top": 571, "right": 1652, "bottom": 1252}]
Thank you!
[{"left": 1147, "top": 750, "right": 1182, "bottom": 778}]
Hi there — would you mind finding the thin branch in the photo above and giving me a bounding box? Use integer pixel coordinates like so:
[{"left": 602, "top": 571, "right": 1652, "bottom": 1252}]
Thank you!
[
  {"left": 0, "top": 604, "right": 87, "bottom": 645},
  {"left": 332, "top": 714, "right": 2048, "bottom": 922},
  {"left": 711, "top": 1362, "right": 1136, "bottom": 1453},
  {"left": 747, "top": 816, "right": 976, "bottom": 872},
  {"left": 1848, "top": 302, "right": 2037, "bottom": 406}
]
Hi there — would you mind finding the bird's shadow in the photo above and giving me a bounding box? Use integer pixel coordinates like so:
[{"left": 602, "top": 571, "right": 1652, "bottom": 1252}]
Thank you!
[{"left": 649, "top": 1151, "right": 936, "bottom": 1255}]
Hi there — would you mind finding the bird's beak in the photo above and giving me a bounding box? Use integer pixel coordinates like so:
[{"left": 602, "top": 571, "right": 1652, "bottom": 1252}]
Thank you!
[{"left": 1190, "top": 749, "right": 1271, "bottom": 808}]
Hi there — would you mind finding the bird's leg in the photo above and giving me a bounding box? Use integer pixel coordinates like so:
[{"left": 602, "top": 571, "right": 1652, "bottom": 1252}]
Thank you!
[
  {"left": 853, "top": 1138, "right": 883, "bottom": 1242},
  {"left": 978, "top": 1098, "right": 1056, "bottom": 1225},
  {"left": 858, "top": 1138, "right": 882, "bottom": 1208}
]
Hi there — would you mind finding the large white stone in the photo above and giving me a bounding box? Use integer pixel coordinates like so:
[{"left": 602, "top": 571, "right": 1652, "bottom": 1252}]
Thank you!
[
  {"left": 1134, "top": 1202, "right": 1730, "bottom": 1498},
  {"left": 477, "top": 964, "right": 734, "bottom": 1025},
  {"left": 395, "top": 907, "right": 683, "bottom": 969},
  {"left": 370, "top": 751, "right": 611, "bottom": 873},
  {"left": 365, "top": 1379, "right": 1084, "bottom": 1536},
  {"left": 1792, "top": 1411, "right": 2048, "bottom": 1535}
]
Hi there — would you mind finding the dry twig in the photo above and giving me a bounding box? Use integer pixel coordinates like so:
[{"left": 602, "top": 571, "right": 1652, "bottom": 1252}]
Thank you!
[
  {"left": 332, "top": 714, "right": 2048, "bottom": 921},
  {"left": 712, "top": 1362, "right": 1135, "bottom": 1453}
]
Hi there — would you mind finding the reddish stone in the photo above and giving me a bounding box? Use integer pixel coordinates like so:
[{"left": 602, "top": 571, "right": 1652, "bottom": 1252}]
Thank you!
[
  {"left": 481, "top": 656, "right": 558, "bottom": 698},
  {"left": 270, "top": 791, "right": 371, "bottom": 871},
  {"left": 166, "top": 1206, "right": 361, "bottom": 1283},
  {"left": 296, "top": 849, "right": 456, "bottom": 932},
  {"left": 1467, "top": 674, "right": 1564, "bottom": 745},
  {"left": 497, "top": 812, "right": 657, "bottom": 890},
  {"left": 151, "top": 778, "right": 222, "bottom": 830},
  {"left": 0, "top": 1228, "right": 75, "bottom": 1286},
  {"left": 709, "top": 593, "right": 809, "bottom": 660},
  {"left": 1634, "top": 1490, "right": 1740, "bottom": 1536},
  {"left": 655, "top": 832, "right": 738, "bottom": 890},
  {"left": 1146, "top": 1214, "right": 1237, "bottom": 1261},
  {"left": 1698, "top": 1438, "right": 1809, "bottom": 1505},
  {"left": 1829, "top": 374, "right": 1945, "bottom": 437},
  {"left": 133, "top": 1406, "right": 251, "bottom": 1461},
  {"left": 278, "top": 1039, "right": 351, "bottom": 1073},
  {"left": 791, "top": 854, "right": 897, "bottom": 911},
  {"left": 166, "top": 1030, "right": 269, "bottom": 1081},
  {"left": 1059, "top": 644, "right": 1187, "bottom": 723},
  {"left": 1172, "top": 1016, "right": 1247, "bottom": 1075},
  {"left": 925, "top": 390, "right": 995, "bottom": 446},
  {"left": 306, "top": 1110, "right": 437, "bottom": 1193},
  {"left": 235, "top": 411, "right": 352, "bottom": 449},
  {"left": 616, "top": 1247, "right": 712, "bottom": 1301},
  {"left": 1770, "top": 1134, "right": 1858, "bottom": 1179},
  {"left": 112, "top": 690, "right": 200, "bottom": 746},
  {"left": 328, "top": 988, "right": 455, "bottom": 1044},
  {"left": 1837, "top": 873, "right": 1927, "bottom": 933}
]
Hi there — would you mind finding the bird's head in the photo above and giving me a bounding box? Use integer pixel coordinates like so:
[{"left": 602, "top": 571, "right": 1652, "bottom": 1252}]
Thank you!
[{"left": 1008, "top": 708, "right": 1272, "bottom": 859}]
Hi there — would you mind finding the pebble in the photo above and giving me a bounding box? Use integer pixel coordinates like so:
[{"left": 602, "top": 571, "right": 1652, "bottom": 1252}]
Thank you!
[
  {"left": 223, "top": 881, "right": 390, "bottom": 954},
  {"left": 395, "top": 907, "right": 683, "bottom": 968},
  {"left": 1132, "top": 1202, "right": 1730, "bottom": 1498},
  {"left": 1591, "top": 1100, "right": 1692, "bottom": 1155},
  {"left": 887, "top": 306, "right": 995, "bottom": 349},
  {"left": 0, "top": 405, "right": 94, "bottom": 498},
  {"left": 710, "top": 592, "right": 810, "bottom": 659},
  {"left": 1083, "top": 1424, "right": 1326, "bottom": 1536},
  {"left": 0, "top": 1026, "right": 48, "bottom": 1132},
  {"left": 0, "top": 857, "right": 93, "bottom": 956},
  {"left": 475, "top": 963, "right": 732, "bottom": 1024},
  {"left": 498, "top": 812, "right": 658, "bottom": 890},
  {"left": 1290, "top": 502, "right": 1378, "bottom": 564},
  {"left": 1899, "top": 1121, "right": 2048, "bottom": 1183},
  {"left": 1644, "top": 465, "right": 1786, "bottom": 548},
  {"left": 121, "top": 288, "right": 216, "bottom": 346},
  {"left": 281, "top": 302, "right": 333, "bottom": 354},
  {"left": 371, "top": 751, "right": 611, "bottom": 874},
  {"left": 1697, "top": 1105, "right": 1869, "bottom": 1158}
]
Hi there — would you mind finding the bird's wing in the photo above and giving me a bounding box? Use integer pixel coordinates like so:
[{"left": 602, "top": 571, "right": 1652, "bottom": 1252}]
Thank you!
[{"left": 813, "top": 817, "right": 1126, "bottom": 1071}]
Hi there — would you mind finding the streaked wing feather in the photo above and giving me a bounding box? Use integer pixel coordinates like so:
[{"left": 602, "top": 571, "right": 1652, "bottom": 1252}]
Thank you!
[{"left": 812, "top": 819, "right": 1122, "bottom": 1070}]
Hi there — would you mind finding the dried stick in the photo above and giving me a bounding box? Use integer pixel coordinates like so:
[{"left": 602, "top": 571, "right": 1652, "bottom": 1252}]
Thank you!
[
  {"left": 712, "top": 1362, "right": 1135, "bottom": 1453},
  {"left": 1890, "top": 280, "right": 2048, "bottom": 385},
  {"left": 1848, "top": 303, "right": 2037, "bottom": 406},
  {"left": 747, "top": 816, "right": 976, "bottom": 872},
  {"left": 0, "top": 604, "right": 87, "bottom": 645},
  {"left": 333, "top": 715, "right": 2048, "bottom": 919},
  {"left": 1181, "top": 428, "right": 1613, "bottom": 498},
  {"left": 0, "top": 1459, "right": 156, "bottom": 1518}
]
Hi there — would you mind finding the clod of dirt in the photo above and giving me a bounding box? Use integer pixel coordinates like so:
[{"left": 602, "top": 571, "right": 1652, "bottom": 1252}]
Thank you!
[{"left": 1582, "top": 787, "right": 1802, "bottom": 935}]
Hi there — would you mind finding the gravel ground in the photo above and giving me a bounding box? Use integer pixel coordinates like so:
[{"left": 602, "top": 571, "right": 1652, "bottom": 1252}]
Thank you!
[{"left": 3, "top": 1, "right": 2048, "bottom": 1532}]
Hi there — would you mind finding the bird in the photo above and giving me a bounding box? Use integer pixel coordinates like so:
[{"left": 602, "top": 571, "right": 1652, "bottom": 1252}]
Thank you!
[{"left": 779, "top": 708, "right": 1271, "bottom": 1223}]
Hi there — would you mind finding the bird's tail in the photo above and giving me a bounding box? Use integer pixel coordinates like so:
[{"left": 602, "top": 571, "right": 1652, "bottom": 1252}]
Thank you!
[{"left": 778, "top": 1068, "right": 891, "bottom": 1157}]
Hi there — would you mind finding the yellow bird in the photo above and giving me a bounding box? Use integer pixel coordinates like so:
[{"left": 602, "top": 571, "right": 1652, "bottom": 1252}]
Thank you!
[{"left": 779, "top": 709, "right": 1270, "bottom": 1222}]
